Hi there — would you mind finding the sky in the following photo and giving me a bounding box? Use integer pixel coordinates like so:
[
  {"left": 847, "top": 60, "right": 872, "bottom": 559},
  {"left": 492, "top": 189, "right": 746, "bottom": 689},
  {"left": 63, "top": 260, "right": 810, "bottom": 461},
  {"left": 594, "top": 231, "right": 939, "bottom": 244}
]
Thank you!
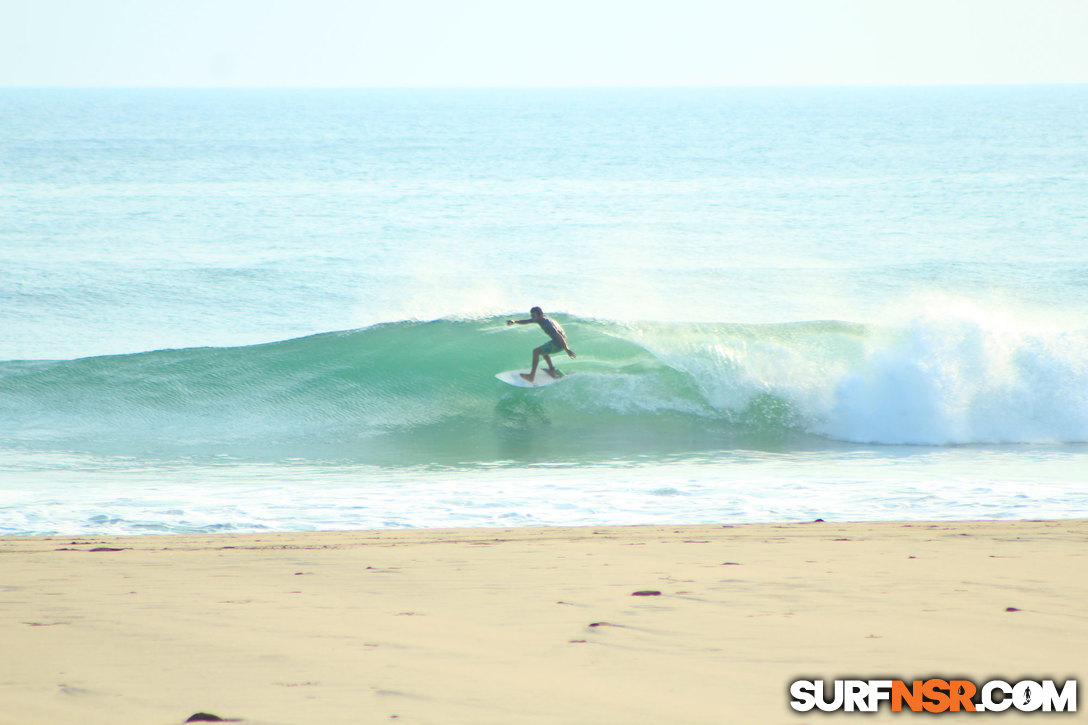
[{"left": 3, "top": 0, "right": 1088, "bottom": 87}]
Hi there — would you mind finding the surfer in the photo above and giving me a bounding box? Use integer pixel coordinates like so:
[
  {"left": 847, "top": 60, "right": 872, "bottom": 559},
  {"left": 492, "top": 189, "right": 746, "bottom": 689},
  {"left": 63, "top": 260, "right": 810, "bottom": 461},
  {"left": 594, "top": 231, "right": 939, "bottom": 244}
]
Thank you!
[{"left": 506, "top": 307, "right": 576, "bottom": 382}]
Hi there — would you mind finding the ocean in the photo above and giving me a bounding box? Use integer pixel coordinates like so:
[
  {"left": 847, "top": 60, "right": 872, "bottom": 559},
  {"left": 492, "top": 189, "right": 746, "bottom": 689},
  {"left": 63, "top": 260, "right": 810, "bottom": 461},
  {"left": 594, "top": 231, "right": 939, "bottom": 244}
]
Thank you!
[{"left": 2, "top": 86, "right": 1087, "bottom": 535}]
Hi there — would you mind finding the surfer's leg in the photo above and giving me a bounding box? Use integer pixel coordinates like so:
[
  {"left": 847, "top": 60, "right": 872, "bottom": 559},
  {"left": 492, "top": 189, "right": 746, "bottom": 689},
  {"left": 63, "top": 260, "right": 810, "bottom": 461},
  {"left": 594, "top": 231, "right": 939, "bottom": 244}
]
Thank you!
[
  {"left": 542, "top": 353, "right": 559, "bottom": 377},
  {"left": 520, "top": 347, "right": 542, "bottom": 381}
]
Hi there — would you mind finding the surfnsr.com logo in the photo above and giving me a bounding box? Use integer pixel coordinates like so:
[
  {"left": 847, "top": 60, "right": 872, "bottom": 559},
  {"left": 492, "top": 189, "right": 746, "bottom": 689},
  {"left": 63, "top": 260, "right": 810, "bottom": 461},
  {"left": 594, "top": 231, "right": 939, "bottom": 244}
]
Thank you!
[{"left": 789, "top": 679, "right": 1077, "bottom": 713}]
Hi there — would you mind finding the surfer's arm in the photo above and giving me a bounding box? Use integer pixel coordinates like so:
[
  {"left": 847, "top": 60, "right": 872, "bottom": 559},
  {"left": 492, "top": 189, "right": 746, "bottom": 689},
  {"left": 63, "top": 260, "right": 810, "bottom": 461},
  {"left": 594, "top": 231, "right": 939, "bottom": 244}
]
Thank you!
[{"left": 506, "top": 319, "right": 534, "bottom": 325}]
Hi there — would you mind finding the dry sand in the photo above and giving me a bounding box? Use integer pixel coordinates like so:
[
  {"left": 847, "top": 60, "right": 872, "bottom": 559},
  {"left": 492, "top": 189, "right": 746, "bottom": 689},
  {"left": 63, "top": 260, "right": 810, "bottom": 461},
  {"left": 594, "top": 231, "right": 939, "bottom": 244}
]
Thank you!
[{"left": 1, "top": 519, "right": 1084, "bottom": 724}]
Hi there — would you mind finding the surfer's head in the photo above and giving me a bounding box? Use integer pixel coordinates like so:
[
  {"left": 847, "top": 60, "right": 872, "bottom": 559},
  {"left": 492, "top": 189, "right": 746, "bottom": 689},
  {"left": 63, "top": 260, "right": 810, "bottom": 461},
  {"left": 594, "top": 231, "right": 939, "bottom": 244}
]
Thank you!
[{"left": 530, "top": 306, "right": 543, "bottom": 320}]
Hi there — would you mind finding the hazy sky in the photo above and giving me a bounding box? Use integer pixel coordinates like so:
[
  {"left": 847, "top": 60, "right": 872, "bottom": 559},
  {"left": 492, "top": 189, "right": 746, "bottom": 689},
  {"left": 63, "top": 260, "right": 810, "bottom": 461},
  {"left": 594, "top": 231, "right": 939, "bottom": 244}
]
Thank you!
[{"left": 4, "top": 0, "right": 1088, "bottom": 87}]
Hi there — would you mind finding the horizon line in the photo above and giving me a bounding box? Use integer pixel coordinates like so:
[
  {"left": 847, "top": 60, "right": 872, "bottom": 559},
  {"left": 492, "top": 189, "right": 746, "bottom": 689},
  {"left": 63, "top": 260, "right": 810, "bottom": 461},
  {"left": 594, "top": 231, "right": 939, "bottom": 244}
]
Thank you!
[{"left": 3, "top": 81, "right": 1087, "bottom": 91}]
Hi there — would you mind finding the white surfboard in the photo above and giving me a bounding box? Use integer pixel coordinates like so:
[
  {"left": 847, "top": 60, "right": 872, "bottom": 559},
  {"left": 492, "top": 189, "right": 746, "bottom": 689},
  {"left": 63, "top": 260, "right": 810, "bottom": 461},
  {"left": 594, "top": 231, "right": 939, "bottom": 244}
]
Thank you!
[{"left": 495, "top": 369, "right": 567, "bottom": 388}]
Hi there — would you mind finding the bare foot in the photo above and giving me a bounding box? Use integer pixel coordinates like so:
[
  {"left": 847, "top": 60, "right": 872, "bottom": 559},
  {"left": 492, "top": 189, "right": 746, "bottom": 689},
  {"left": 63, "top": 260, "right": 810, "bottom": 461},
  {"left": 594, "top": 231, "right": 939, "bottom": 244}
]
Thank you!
[
  {"left": 546, "top": 369, "right": 560, "bottom": 378},
  {"left": 520, "top": 373, "right": 535, "bottom": 382}
]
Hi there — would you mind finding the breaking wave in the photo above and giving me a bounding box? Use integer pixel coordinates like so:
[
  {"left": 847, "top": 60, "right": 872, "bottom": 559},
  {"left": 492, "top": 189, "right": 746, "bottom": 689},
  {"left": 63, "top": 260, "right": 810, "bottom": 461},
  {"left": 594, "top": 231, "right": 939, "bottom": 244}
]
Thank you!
[{"left": 3, "top": 311, "right": 1087, "bottom": 464}]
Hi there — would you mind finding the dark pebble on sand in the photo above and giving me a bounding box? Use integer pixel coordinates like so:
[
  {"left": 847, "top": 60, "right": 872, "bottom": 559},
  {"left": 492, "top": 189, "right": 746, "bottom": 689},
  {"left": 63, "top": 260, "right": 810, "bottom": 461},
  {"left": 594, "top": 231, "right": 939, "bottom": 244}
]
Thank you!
[
  {"left": 631, "top": 590, "right": 662, "bottom": 596},
  {"left": 1005, "top": 607, "right": 1022, "bottom": 612},
  {"left": 185, "top": 714, "right": 224, "bottom": 723}
]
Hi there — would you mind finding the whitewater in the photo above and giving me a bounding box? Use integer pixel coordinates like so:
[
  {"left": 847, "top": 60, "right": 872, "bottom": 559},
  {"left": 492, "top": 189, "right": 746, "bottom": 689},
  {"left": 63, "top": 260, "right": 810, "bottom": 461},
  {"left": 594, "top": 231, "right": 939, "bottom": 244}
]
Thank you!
[{"left": 2, "top": 87, "right": 1087, "bottom": 535}]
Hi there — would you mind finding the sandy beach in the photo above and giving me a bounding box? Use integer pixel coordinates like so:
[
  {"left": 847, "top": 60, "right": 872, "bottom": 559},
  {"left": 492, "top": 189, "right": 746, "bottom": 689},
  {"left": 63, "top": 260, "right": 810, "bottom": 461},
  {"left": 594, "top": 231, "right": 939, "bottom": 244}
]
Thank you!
[{"left": 1, "top": 519, "right": 1084, "bottom": 724}]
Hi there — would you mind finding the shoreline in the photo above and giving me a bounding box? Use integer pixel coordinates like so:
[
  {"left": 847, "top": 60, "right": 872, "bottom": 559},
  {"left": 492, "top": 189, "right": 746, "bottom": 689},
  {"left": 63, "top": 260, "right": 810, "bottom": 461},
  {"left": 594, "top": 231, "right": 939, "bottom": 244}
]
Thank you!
[{"left": 2, "top": 519, "right": 1084, "bottom": 724}]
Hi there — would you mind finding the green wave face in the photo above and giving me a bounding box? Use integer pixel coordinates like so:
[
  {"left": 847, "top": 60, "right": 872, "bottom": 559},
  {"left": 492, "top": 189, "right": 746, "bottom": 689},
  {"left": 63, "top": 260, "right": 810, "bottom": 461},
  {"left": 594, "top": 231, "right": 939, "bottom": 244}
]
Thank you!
[{"left": 2, "top": 315, "right": 1086, "bottom": 464}]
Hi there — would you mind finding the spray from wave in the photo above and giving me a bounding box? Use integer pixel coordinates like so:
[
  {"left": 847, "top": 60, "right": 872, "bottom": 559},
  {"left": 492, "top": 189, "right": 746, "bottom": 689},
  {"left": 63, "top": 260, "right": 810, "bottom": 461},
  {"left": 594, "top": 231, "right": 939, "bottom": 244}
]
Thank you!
[{"left": 2, "top": 307, "right": 1086, "bottom": 463}]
